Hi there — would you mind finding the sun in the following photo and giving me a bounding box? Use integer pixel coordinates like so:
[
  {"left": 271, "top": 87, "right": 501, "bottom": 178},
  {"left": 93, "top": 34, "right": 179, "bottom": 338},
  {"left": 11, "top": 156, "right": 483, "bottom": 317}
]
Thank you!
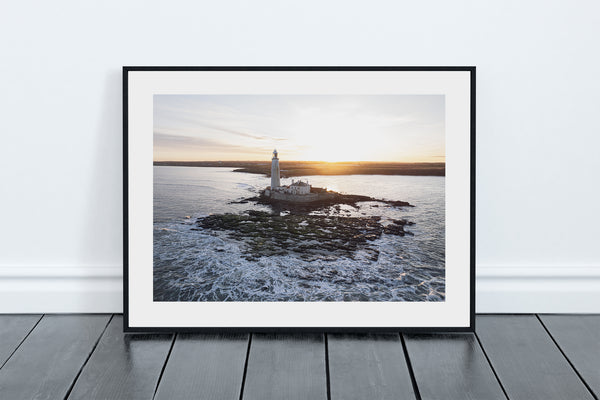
[
  {"left": 298, "top": 138, "right": 368, "bottom": 162},
  {"left": 289, "top": 109, "right": 381, "bottom": 162}
]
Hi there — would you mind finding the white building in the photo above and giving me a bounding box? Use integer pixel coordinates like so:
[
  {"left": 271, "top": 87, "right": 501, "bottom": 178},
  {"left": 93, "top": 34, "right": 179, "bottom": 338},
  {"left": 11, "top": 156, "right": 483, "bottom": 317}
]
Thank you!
[{"left": 287, "top": 180, "right": 311, "bottom": 195}]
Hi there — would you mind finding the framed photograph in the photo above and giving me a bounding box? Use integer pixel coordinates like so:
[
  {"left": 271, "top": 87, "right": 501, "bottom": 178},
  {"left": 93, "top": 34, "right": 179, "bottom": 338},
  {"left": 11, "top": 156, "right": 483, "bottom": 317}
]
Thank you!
[{"left": 124, "top": 67, "right": 475, "bottom": 332}]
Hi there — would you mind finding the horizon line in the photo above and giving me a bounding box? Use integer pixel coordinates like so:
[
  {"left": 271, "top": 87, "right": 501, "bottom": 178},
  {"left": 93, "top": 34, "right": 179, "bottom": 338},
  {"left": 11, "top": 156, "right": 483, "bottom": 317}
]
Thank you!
[{"left": 153, "top": 160, "right": 446, "bottom": 164}]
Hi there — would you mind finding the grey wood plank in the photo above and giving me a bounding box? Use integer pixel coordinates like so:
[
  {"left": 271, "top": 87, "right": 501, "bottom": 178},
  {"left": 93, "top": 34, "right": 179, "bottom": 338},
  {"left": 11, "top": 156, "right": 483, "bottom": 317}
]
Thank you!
[
  {"left": 0, "top": 314, "right": 41, "bottom": 368},
  {"left": 67, "top": 315, "right": 173, "bottom": 400},
  {"left": 154, "top": 333, "right": 249, "bottom": 400},
  {"left": 404, "top": 333, "right": 506, "bottom": 400},
  {"left": 476, "top": 315, "right": 594, "bottom": 400},
  {"left": 539, "top": 314, "right": 600, "bottom": 398},
  {"left": 328, "top": 333, "right": 416, "bottom": 400},
  {"left": 0, "top": 314, "right": 110, "bottom": 400},
  {"left": 242, "top": 333, "right": 327, "bottom": 400}
]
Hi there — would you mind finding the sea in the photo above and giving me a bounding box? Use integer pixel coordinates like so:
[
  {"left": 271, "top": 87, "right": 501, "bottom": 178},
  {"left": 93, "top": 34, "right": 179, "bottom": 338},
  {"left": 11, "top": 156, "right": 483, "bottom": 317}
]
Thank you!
[{"left": 153, "top": 166, "right": 445, "bottom": 302}]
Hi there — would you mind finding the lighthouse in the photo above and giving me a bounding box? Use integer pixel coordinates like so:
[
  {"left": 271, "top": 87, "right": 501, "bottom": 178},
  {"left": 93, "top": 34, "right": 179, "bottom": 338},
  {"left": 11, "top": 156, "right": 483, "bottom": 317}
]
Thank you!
[
  {"left": 263, "top": 149, "right": 324, "bottom": 202},
  {"left": 271, "top": 149, "right": 281, "bottom": 188}
]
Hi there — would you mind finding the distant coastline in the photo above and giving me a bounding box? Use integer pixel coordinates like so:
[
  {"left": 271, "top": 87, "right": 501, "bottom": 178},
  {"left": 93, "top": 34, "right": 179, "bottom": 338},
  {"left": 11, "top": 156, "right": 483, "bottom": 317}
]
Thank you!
[{"left": 153, "top": 161, "right": 445, "bottom": 177}]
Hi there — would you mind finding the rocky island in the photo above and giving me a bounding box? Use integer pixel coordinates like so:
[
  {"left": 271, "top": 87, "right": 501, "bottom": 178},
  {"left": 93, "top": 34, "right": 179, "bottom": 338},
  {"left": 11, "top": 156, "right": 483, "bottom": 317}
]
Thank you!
[
  {"left": 194, "top": 150, "right": 416, "bottom": 262},
  {"left": 195, "top": 211, "right": 414, "bottom": 261}
]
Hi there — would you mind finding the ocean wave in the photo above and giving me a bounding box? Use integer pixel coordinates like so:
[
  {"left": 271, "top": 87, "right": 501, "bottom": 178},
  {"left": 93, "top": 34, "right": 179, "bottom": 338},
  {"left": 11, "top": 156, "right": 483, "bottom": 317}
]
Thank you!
[
  {"left": 153, "top": 219, "right": 444, "bottom": 302},
  {"left": 153, "top": 169, "right": 445, "bottom": 302}
]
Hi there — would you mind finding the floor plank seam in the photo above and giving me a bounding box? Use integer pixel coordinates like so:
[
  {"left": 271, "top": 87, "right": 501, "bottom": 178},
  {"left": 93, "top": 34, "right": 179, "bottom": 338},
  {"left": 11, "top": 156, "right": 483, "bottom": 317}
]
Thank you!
[
  {"left": 324, "top": 334, "right": 331, "bottom": 400},
  {"left": 400, "top": 333, "right": 422, "bottom": 400},
  {"left": 0, "top": 314, "right": 44, "bottom": 371},
  {"left": 238, "top": 333, "right": 253, "bottom": 400},
  {"left": 152, "top": 332, "right": 177, "bottom": 400},
  {"left": 535, "top": 314, "right": 598, "bottom": 400},
  {"left": 473, "top": 330, "right": 510, "bottom": 400},
  {"left": 63, "top": 314, "right": 114, "bottom": 400}
]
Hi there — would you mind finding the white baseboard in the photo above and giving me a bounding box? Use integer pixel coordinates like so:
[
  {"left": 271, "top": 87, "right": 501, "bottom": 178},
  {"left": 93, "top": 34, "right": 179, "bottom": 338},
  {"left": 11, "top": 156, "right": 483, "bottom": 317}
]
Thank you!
[
  {"left": 476, "top": 266, "right": 600, "bottom": 313},
  {"left": 0, "top": 267, "right": 123, "bottom": 313},
  {"left": 0, "top": 266, "right": 599, "bottom": 313}
]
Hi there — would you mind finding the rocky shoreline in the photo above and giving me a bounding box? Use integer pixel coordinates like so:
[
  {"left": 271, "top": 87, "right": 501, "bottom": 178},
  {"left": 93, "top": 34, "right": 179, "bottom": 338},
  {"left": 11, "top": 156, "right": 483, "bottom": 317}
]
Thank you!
[
  {"left": 195, "top": 210, "right": 414, "bottom": 262},
  {"left": 201, "top": 186, "right": 416, "bottom": 261},
  {"left": 231, "top": 189, "right": 413, "bottom": 214}
]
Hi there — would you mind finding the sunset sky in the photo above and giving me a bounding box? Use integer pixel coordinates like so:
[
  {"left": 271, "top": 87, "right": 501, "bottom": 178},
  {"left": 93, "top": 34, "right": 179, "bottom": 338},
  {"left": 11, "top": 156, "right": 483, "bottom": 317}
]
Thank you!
[{"left": 153, "top": 95, "right": 445, "bottom": 162}]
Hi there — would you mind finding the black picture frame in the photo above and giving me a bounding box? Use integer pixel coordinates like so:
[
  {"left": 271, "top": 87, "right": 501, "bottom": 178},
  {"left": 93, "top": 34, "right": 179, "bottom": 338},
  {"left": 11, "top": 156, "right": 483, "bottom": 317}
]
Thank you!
[{"left": 123, "top": 66, "right": 475, "bottom": 333}]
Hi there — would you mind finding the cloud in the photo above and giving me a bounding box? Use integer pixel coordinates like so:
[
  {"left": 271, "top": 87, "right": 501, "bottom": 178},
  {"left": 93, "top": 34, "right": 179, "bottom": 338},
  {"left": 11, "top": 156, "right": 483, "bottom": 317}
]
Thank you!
[
  {"left": 153, "top": 131, "right": 273, "bottom": 158},
  {"left": 197, "top": 122, "right": 287, "bottom": 142},
  {"left": 155, "top": 102, "right": 287, "bottom": 143},
  {"left": 153, "top": 132, "right": 223, "bottom": 148}
]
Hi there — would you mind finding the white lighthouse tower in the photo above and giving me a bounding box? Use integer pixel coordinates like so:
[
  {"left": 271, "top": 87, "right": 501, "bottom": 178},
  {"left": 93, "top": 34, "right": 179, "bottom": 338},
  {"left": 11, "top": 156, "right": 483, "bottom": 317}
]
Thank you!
[{"left": 271, "top": 149, "right": 281, "bottom": 188}]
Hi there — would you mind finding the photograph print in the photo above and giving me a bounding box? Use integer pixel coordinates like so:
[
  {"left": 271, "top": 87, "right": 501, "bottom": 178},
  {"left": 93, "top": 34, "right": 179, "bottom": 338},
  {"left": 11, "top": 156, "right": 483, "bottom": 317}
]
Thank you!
[
  {"left": 153, "top": 94, "right": 446, "bottom": 303},
  {"left": 124, "top": 67, "right": 474, "bottom": 330}
]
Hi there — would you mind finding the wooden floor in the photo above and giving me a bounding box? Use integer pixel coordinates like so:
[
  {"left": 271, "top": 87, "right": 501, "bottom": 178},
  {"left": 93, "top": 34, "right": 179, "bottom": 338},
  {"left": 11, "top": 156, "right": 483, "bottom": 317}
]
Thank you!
[{"left": 0, "top": 315, "right": 598, "bottom": 400}]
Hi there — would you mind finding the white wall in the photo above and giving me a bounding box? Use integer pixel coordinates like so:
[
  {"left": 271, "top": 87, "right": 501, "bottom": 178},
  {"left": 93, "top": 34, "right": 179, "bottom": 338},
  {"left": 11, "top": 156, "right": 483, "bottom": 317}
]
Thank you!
[{"left": 1, "top": 0, "right": 599, "bottom": 313}]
